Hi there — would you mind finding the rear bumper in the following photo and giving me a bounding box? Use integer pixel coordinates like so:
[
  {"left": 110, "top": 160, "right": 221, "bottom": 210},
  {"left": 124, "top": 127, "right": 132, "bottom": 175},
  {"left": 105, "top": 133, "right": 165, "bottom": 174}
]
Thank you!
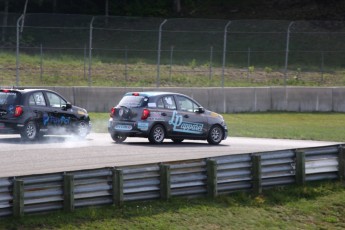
[
  {"left": 0, "top": 122, "right": 24, "bottom": 134},
  {"left": 108, "top": 119, "right": 149, "bottom": 137}
]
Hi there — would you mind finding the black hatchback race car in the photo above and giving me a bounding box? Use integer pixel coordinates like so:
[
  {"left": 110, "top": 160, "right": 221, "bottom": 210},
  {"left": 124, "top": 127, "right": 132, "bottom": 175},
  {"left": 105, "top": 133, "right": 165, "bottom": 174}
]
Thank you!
[
  {"left": 0, "top": 88, "right": 91, "bottom": 141},
  {"left": 108, "top": 92, "right": 228, "bottom": 145}
]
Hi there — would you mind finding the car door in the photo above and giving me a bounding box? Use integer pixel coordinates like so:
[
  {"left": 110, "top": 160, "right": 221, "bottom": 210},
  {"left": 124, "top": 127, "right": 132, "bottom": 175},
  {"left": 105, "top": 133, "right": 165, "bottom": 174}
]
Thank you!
[
  {"left": 43, "top": 91, "right": 74, "bottom": 131},
  {"left": 170, "top": 95, "right": 208, "bottom": 138},
  {"left": 27, "top": 91, "right": 51, "bottom": 130},
  {"left": 150, "top": 95, "right": 178, "bottom": 136}
]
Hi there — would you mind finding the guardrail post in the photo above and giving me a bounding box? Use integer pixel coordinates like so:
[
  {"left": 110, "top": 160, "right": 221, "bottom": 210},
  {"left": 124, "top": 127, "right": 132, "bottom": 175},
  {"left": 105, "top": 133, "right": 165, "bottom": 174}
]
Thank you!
[
  {"left": 295, "top": 150, "right": 306, "bottom": 186},
  {"left": 338, "top": 146, "right": 345, "bottom": 181},
  {"left": 112, "top": 168, "right": 124, "bottom": 207},
  {"left": 207, "top": 159, "right": 218, "bottom": 198},
  {"left": 13, "top": 179, "right": 24, "bottom": 217},
  {"left": 63, "top": 174, "right": 74, "bottom": 212},
  {"left": 160, "top": 164, "right": 171, "bottom": 200},
  {"left": 251, "top": 154, "right": 262, "bottom": 196}
]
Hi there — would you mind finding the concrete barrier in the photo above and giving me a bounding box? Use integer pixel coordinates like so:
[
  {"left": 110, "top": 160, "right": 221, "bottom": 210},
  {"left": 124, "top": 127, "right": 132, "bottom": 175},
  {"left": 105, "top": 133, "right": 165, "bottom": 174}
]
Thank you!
[{"left": 20, "top": 86, "right": 345, "bottom": 113}]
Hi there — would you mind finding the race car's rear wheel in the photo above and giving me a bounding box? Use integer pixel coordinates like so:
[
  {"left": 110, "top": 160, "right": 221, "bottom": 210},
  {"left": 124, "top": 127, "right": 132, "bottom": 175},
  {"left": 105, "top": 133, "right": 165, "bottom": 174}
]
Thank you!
[
  {"left": 148, "top": 124, "right": 165, "bottom": 144},
  {"left": 207, "top": 125, "right": 224, "bottom": 145},
  {"left": 111, "top": 133, "right": 127, "bottom": 143},
  {"left": 21, "top": 121, "right": 39, "bottom": 141}
]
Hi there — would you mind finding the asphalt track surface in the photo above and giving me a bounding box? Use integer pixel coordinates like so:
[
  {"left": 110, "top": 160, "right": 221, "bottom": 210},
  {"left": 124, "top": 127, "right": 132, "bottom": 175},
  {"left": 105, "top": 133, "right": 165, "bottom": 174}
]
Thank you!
[{"left": 0, "top": 133, "right": 341, "bottom": 177}]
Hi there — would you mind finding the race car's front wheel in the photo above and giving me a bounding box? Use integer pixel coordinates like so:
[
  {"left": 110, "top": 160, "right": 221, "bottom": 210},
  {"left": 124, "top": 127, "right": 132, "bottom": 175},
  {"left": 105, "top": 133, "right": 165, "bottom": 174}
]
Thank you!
[
  {"left": 21, "top": 121, "right": 39, "bottom": 141},
  {"left": 148, "top": 124, "right": 165, "bottom": 144},
  {"left": 111, "top": 133, "right": 127, "bottom": 143},
  {"left": 77, "top": 120, "right": 89, "bottom": 138},
  {"left": 207, "top": 125, "right": 224, "bottom": 145}
]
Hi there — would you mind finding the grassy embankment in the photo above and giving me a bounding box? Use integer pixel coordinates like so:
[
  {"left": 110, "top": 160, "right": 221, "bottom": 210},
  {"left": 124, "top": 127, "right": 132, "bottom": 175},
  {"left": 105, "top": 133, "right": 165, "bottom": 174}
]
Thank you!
[
  {"left": 1, "top": 52, "right": 345, "bottom": 87},
  {"left": 91, "top": 112, "right": 345, "bottom": 142}
]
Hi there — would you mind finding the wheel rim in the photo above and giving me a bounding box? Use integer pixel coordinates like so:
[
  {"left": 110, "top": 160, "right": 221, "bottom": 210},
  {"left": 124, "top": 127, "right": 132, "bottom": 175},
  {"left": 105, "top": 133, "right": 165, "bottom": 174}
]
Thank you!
[
  {"left": 26, "top": 122, "right": 36, "bottom": 139},
  {"left": 78, "top": 121, "right": 88, "bottom": 137},
  {"left": 211, "top": 126, "right": 222, "bottom": 142},
  {"left": 153, "top": 126, "right": 164, "bottom": 142}
]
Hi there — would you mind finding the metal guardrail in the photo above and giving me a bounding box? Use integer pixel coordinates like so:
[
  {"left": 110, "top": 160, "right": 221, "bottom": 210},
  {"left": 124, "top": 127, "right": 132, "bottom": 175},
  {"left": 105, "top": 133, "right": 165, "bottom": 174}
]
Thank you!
[{"left": 0, "top": 144, "right": 344, "bottom": 217}]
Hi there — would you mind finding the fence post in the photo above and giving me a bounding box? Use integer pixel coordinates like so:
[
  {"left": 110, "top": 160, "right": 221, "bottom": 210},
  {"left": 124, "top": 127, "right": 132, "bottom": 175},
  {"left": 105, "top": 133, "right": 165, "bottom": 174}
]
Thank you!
[
  {"left": 247, "top": 47, "right": 251, "bottom": 80},
  {"left": 160, "top": 164, "right": 171, "bottom": 200},
  {"left": 295, "top": 150, "right": 306, "bottom": 186},
  {"left": 16, "top": 14, "right": 24, "bottom": 87},
  {"left": 88, "top": 16, "right": 95, "bottom": 87},
  {"left": 251, "top": 154, "right": 262, "bottom": 196},
  {"left": 112, "top": 168, "right": 124, "bottom": 207},
  {"left": 221, "top": 21, "right": 231, "bottom": 88},
  {"left": 338, "top": 146, "right": 345, "bottom": 181},
  {"left": 84, "top": 43, "right": 87, "bottom": 80},
  {"left": 13, "top": 179, "right": 24, "bottom": 217},
  {"left": 206, "top": 159, "right": 217, "bottom": 198},
  {"left": 40, "top": 44, "right": 43, "bottom": 82},
  {"left": 209, "top": 46, "right": 213, "bottom": 82},
  {"left": 156, "top": 19, "right": 167, "bottom": 88},
  {"left": 124, "top": 46, "right": 128, "bottom": 86},
  {"left": 169, "top": 45, "right": 174, "bottom": 83},
  {"left": 284, "top": 21, "right": 294, "bottom": 86},
  {"left": 63, "top": 174, "right": 74, "bottom": 212}
]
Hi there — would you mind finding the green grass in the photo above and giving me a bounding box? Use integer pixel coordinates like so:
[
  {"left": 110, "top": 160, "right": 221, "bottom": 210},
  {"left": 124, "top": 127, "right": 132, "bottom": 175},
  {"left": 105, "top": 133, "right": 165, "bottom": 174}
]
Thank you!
[
  {"left": 1, "top": 52, "right": 345, "bottom": 87},
  {"left": 225, "top": 112, "right": 345, "bottom": 142},
  {"left": 1, "top": 182, "right": 345, "bottom": 229},
  {"left": 90, "top": 112, "right": 345, "bottom": 142}
]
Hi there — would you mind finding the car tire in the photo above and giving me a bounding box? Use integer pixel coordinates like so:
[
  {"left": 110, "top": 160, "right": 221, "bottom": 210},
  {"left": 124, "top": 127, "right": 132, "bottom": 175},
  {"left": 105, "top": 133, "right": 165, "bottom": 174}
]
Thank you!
[
  {"left": 111, "top": 133, "right": 127, "bottom": 143},
  {"left": 172, "top": 138, "right": 184, "bottom": 144},
  {"left": 207, "top": 125, "right": 224, "bottom": 145},
  {"left": 76, "top": 120, "right": 89, "bottom": 138},
  {"left": 21, "top": 121, "right": 39, "bottom": 141},
  {"left": 148, "top": 124, "right": 165, "bottom": 144}
]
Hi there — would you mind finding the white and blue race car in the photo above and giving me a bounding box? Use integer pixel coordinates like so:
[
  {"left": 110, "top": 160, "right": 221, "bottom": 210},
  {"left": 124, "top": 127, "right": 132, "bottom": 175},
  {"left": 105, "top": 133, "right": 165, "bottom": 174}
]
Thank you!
[{"left": 108, "top": 92, "right": 228, "bottom": 145}]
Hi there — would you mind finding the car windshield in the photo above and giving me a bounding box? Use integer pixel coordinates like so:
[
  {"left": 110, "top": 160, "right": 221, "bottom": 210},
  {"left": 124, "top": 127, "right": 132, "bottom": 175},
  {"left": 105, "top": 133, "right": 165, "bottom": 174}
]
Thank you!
[
  {"left": 118, "top": 95, "right": 146, "bottom": 108},
  {"left": 0, "top": 91, "right": 20, "bottom": 105}
]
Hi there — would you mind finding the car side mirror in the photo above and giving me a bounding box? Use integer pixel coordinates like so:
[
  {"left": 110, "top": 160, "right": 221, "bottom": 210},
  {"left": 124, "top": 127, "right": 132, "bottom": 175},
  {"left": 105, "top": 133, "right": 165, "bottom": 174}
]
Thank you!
[
  {"left": 197, "top": 107, "right": 205, "bottom": 113},
  {"left": 63, "top": 102, "right": 72, "bottom": 110}
]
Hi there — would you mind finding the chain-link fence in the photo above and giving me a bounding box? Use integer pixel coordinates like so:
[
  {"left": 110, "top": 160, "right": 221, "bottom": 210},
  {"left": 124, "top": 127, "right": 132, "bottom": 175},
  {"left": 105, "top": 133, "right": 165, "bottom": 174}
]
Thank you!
[{"left": 1, "top": 13, "right": 345, "bottom": 87}]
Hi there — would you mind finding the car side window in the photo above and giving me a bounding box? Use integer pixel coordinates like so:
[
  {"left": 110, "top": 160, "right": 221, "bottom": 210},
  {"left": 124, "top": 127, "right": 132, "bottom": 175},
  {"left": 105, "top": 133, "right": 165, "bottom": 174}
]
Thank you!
[
  {"left": 162, "top": 96, "right": 176, "bottom": 110},
  {"left": 46, "top": 92, "right": 67, "bottom": 108},
  {"left": 176, "top": 95, "right": 198, "bottom": 112},
  {"left": 157, "top": 98, "right": 164, "bottom": 108},
  {"left": 29, "top": 92, "right": 46, "bottom": 106}
]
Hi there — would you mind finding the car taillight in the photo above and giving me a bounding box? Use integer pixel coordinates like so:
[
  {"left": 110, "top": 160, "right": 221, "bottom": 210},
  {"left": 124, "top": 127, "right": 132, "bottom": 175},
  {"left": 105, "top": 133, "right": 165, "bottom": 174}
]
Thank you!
[
  {"left": 14, "top": 106, "right": 23, "bottom": 117},
  {"left": 141, "top": 109, "right": 150, "bottom": 120},
  {"left": 110, "top": 107, "right": 116, "bottom": 118}
]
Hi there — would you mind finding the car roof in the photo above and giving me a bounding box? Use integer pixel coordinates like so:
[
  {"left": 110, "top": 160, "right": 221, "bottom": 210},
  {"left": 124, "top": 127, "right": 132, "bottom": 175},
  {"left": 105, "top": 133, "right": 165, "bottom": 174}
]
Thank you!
[
  {"left": 1, "top": 88, "right": 54, "bottom": 94},
  {"left": 125, "top": 91, "right": 185, "bottom": 97}
]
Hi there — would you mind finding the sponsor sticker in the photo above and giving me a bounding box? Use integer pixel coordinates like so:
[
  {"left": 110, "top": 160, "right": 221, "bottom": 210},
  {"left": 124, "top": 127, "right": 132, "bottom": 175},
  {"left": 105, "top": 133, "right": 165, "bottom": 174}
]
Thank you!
[
  {"left": 137, "top": 122, "right": 149, "bottom": 131},
  {"left": 148, "top": 103, "right": 156, "bottom": 108},
  {"left": 115, "top": 124, "right": 133, "bottom": 131},
  {"left": 148, "top": 112, "right": 165, "bottom": 121},
  {"left": 169, "top": 110, "right": 204, "bottom": 134}
]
